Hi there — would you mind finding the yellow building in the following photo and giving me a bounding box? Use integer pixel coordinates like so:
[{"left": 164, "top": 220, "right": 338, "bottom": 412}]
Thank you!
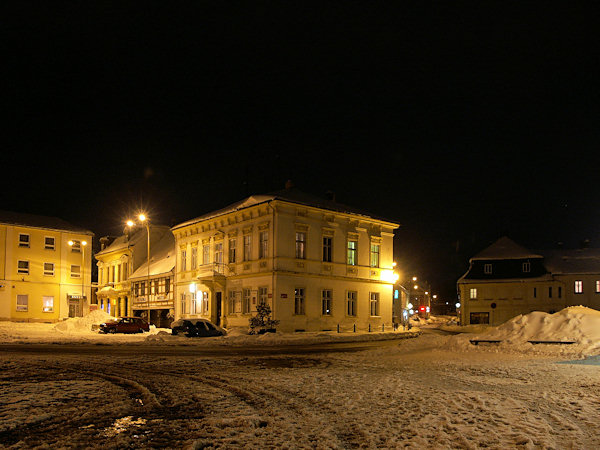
[
  {"left": 457, "top": 236, "right": 600, "bottom": 326},
  {"left": 172, "top": 186, "right": 399, "bottom": 332},
  {"left": 0, "top": 210, "right": 93, "bottom": 322},
  {"left": 95, "top": 224, "right": 174, "bottom": 325}
]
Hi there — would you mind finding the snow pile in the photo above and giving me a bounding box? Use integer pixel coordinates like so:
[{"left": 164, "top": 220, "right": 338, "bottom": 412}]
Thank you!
[
  {"left": 53, "top": 310, "right": 115, "bottom": 333},
  {"left": 448, "top": 306, "right": 600, "bottom": 356}
]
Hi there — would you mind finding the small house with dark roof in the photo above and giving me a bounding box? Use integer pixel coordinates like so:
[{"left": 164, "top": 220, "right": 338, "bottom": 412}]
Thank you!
[
  {"left": 0, "top": 210, "right": 94, "bottom": 322},
  {"left": 171, "top": 185, "right": 400, "bottom": 332},
  {"left": 457, "top": 236, "right": 600, "bottom": 326}
]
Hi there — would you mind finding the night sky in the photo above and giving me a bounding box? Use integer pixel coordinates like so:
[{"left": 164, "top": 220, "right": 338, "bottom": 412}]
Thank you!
[{"left": 4, "top": 2, "right": 599, "bottom": 301}]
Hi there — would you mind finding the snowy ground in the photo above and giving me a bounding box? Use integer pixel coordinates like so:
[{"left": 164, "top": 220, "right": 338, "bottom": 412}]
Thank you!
[{"left": 1, "top": 308, "right": 599, "bottom": 449}]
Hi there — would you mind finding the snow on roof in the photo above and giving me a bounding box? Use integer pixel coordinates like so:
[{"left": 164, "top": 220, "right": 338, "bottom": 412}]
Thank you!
[
  {"left": 0, "top": 209, "right": 93, "bottom": 235},
  {"left": 541, "top": 247, "right": 600, "bottom": 275},
  {"left": 96, "top": 225, "right": 171, "bottom": 257},
  {"left": 129, "top": 229, "right": 175, "bottom": 279},
  {"left": 471, "top": 236, "right": 543, "bottom": 261},
  {"left": 172, "top": 187, "right": 399, "bottom": 230}
]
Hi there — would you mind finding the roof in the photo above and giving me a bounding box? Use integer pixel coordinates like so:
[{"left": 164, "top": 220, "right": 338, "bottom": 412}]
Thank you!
[
  {"left": 0, "top": 210, "right": 93, "bottom": 235},
  {"left": 129, "top": 230, "right": 175, "bottom": 279},
  {"left": 173, "top": 187, "right": 399, "bottom": 230},
  {"left": 542, "top": 248, "right": 600, "bottom": 275},
  {"left": 96, "top": 225, "right": 171, "bottom": 257},
  {"left": 471, "top": 236, "right": 542, "bottom": 261}
]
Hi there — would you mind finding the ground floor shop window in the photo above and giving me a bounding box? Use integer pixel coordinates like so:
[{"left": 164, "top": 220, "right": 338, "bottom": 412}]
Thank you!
[
  {"left": 16, "top": 294, "right": 28, "bottom": 311},
  {"left": 470, "top": 312, "right": 489, "bottom": 324},
  {"left": 42, "top": 296, "right": 54, "bottom": 312}
]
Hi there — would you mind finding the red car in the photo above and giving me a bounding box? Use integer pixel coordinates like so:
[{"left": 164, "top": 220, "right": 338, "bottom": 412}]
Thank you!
[{"left": 99, "top": 317, "right": 150, "bottom": 334}]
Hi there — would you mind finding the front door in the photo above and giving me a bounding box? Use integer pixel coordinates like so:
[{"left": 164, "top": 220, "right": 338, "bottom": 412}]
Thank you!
[{"left": 215, "top": 292, "right": 222, "bottom": 326}]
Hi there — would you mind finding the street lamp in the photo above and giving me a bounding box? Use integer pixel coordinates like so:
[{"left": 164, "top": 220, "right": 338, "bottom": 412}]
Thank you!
[
  {"left": 68, "top": 239, "right": 87, "bottom": 313},
  {"left": 128, "top": 213, "right": 151, "bottom": 324}
]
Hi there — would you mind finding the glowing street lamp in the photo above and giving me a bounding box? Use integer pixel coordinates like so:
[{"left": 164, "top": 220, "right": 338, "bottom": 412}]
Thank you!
[{"left": 127, "top": 213, "right": 151, "bottom": 323}]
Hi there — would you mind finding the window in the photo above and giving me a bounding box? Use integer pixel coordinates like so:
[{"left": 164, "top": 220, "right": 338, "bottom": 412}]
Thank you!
[
  {"left": 43, "top": 262, "right": 55, "bottom": 276},
  {"left": 70, "top": 240, "right": 81, "bottom": 253},
  {"left": 347, "top": 240, "right": 357, "bottom": 265},
  {"left": 533, "top": 287, "right": 537, "bottom": 298},
  {"left": 122, "top": 262, "right": 128, "bottom": 281},
  {"left": 71, "top": 265, "right": 81, "bottom": 278},
  {"left": 42, "top": 296, "right": 54, "bottom": 313},
  {"left": 190, "top": 292, "right": 197, "bottom": 314},
  {"left": 191, "top": 247, "right": 198, "bottom": 269},
  {"left": 202, "top": 291, "right": 209, "bottom": 313},
  {"left": 258, "top": 287, "right": 268, "bottom": 305},
  {"left": 322, "top": 289, "right": 332, "bottom": 315},
  {"left": 140, "top": 281, "right": 146, "bottom": 296},
  {"left": 259, "top": 231, "right": 268, "bottom": 259},
  {"left": 294, "top": 288, "right": 305, "bottom": 315},
  {"left": 181, "top": 249, "right": 187, "bottom": 271},
  {"left": 243, "top": 235, "right": 252, "bottom": 261},
  {"left": 295, "top": 232, "right": 306, "bottom": 259},
  {"left": 16, "top": 294, "right": 28, "bottom": 312},
  {"left": 575, "top": 280, "right": 583, "bottom": 294},
  {"left": 548, "top": 286, "right": 553, "bottom": 298},
  {"left": 203, "top": 245, "right": 210, "bottom": 265},
  {"left": 180, "top": 293, "right": 187, "bottom": 314},
  {"left": 229, "top": 238, "right": 236, "bottom": 263},
  {"left": 44, "top": 236, "right": 55, "bottom": 250},
  {"left": 165, "top": 277, "right": 171, "bottom": 294},
  {"left": 322, "top": 237, "right": 332, "bottom": 262},
  {"left": 484, "top": 264, "right": 492, "bottom": 274},
  {"left": 214, "top": 242, "right": 223, "bottom": 265},
  {"left": 346, "top": 291, "right": 357, "bottom": 316},
  {"left": 469, "top": 288, "right": 477, "bottom": 299},
  {"left": 369, "top": 292, "right": 380, "bottom": 316},
  {"left": 558, "top": 286, "right": 562, "bottom": 298},
  {"left": 229, "top": 291, "right": 241, "bottom": 313},
  {"left": 470, "top": 312, "right": 489, "bottom": 325},
  {"left": 596, "top": 281, "right": 600, "bottom": 293},
  {"left": 18, "top": 233, "right": 30, "bottom": 248},
  {"left": 370, "top": 244, "right": 380, "bottom": 268},
  {"left": 112, "top": 265, "right": 116, "bottom": 282},
  {"left": 17, "top": 260, "right": 29, "bottom": 275},
  {"left": 242, "top": 288, "right": 251, "bottom": 314},
  {"left": 522, "top": 262, "right": 531, "bottom": 273},
  {"left": 116, "top": 264, "right": 121, "bottom": 282}
]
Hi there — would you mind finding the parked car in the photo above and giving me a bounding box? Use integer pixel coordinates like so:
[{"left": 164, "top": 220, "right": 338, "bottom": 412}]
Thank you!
[
  {"left": 99, "top": 317, "right": 150, "bottom": 334},
  {"left": 171, "top": 318, "right": 226, "bottom": 337}
]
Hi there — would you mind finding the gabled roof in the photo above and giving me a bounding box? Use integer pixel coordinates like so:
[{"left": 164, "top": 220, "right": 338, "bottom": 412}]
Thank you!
[
  {"left": 471, "top": 236, "right": 542, "bottom": 261},
  {"left": 96, "top": 225, "right": 171, "bottom": 257},
  {"left": 173, "top": 187, "right": 399, "bottom": 230},
  {"left": 129, "top": 230, "right": 175, "bottom": 279},
  {"left": 0, "top": 210, "right": 93, "bottom": 235}
]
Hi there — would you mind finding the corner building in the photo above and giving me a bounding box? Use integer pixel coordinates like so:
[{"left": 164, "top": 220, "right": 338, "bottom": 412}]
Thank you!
[{"left": 172, "top": 187, "right": 399, "bottom": 332}]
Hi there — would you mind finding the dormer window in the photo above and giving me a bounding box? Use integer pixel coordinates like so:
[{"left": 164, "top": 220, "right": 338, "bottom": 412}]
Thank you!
[
  {"left": 484, "top": 264, "right": 492, "bottom": 274},
  {"left": 522, "top": 262, "right": 531, "bottom": 273}
]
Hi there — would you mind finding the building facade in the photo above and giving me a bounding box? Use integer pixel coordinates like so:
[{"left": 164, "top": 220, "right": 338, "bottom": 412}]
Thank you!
[
  {"left": 95, "top": 225, "right": 174, "bottom": 326},
  {"left": 172, "top": 187, "right": 399, "bottom": 333},
  {"left": 0, "top": 211, "right": 93, "bottom": 322},
  {"left": 457, "top": 236, "right": 600, "bottom": 326}
]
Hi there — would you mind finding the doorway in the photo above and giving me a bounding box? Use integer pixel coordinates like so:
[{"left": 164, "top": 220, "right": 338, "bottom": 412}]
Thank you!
[{"left": 215, "top": 292, "right": 222, "bottom": 326}]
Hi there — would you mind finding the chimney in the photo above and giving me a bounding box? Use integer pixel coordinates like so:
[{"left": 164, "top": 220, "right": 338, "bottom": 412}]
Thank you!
[
  {"left": 285, "top": 179, "right": 294, "bottom": 190},
  {"left": 100, "top": 236, "right": 110, "bottom": 251},
  {"left": 326, "top": 190, "right": 336, "bottom": 202}
]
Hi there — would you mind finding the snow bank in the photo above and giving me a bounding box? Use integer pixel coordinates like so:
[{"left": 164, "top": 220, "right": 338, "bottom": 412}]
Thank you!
[
  {"left": 447, "top": 306, "right": 600, "bottom": 356},
  {"left": 53, "top": 310, "right": 114, "bottom": 333}
]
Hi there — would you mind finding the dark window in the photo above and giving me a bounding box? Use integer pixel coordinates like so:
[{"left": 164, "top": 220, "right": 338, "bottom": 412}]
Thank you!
[{"left": 470, "top": 312, "right": 490, "bottom": 325}]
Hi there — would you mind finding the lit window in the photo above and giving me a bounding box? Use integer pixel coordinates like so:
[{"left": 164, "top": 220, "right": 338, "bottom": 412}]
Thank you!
[
  {"left": 522, "top": 262, "right": 531, "bottom": 273},
  {"left": 322, "top": 237, "right": 332, "bottom": 262},
  {"left": 259, "top": 231, "right": 268, "bottom": 259},
  {"left": 596, "top": 281, "right": 600, "bottom": 293},
  {"left": 18, "top": 234, "right": 30, "bottom": 248},
  {"left": 202, "top": 291, "right": 209, "bottom": 313},
  {"left": 180, "top": 293, "right": 187, "bottom": 314},
  {"left": 181, "top": 249, "right": 187, "bottom": 271},
  {"left": 346, "top": 291, "right": 357, "bottom": 316},
  {"left": 191, "top": 247, "right": 198, "bottom": 270},
  {"left": 242, "top": 288, "right": 251, "bottom": 314},
  {"left": 347, "top": 240, "right": 357, "bottom": 265},
  {"left": 70, "top": 240, "right": 81, "bottom": 253},
  {"left": 16, "top": 294, "right": 28, "bottom": 312},
  {"left": 322, "top": 289, "right": 332, "bottom": 315},
  {"left": 370, "top": 292, "right": 380, "bottom": 316},
  {"left": 469, "top": 288, "right": 477, "bottom": 299},
  {"left": 574, "top": 280, "right": 583, "bottom": 294},
  {"left": 17, "top": 260, "right": 29, "bottom": 275},
  {"left": 243, "top": 235, "right": 252, "bottom": 261},
  {"left": 44, "top": 237, "right": 55, "bottom": 250},
  {"left": 370, "top": 243, "right": 380, "bottom": 268},
  {"left": 214, "top": 242, "right": 223, "bottom": 266},
  {"left": 484, "top": 264, "right": 492, "bottom": 274},
  {"left": 258, "top": 287, "right": 268, "bottom": 305},
  {"left": 203, "top": 244, "right": 210, "bottom": 264},
  {"left": 43, "top": 296, "right": 54, "bottom": 312},
  {"left": 229, "top": 238, "right": 236, "bottom": 263},
  {"left": 294, "top": 288, "right": 305, "bottom": 315},
  {"left": 190, "top": 292, "right": 197, "bottom": 314},
  {"left": 71, "top": 265, "right": 81, "bottom": 278},
  {"left": 295, "top": 232, "right": 306, "bottom": 259},
  {"left": 43, "top": 262, "right": 55, "bottom": 276}
]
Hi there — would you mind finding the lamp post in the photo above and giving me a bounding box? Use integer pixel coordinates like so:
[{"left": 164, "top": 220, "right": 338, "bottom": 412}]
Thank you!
[
  {"left": 68, "top": 239, "right": 87, "bottom": 315},
  {"left": 128, "top": 214, "right": 151, "bottom": 324}
]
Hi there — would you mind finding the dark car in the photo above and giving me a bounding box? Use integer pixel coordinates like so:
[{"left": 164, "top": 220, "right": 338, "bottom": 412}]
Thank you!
[
  {"left": 171, "top": 318, "right": 226, "bottom": 337},
  {"left": 99, "top": 317, "right": 150, "bottom": 334}
]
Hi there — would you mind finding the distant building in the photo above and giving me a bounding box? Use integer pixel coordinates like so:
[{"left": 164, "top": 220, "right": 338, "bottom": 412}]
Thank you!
[
  {"left": 95, "top": 225, "right": 174, "bottom": 326},
  {"left": 0, "top": 210, "right": 93, "bottom": 322},
  {"left": 171, "top": 185, "right": 399, "bottom": 332},
  {"left": 457, "top": 236, "right": 600, "bottom": 326}
]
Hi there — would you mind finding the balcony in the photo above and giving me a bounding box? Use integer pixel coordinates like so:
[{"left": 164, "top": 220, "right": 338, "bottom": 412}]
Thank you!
[{"left": 195, "top": 263, "right": 227, "bottom": 280}]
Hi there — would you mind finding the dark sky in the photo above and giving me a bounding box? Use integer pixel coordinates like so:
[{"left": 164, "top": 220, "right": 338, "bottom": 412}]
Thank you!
[{"left": 3, "top": 2, "right": 599, "bottom": 301}]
